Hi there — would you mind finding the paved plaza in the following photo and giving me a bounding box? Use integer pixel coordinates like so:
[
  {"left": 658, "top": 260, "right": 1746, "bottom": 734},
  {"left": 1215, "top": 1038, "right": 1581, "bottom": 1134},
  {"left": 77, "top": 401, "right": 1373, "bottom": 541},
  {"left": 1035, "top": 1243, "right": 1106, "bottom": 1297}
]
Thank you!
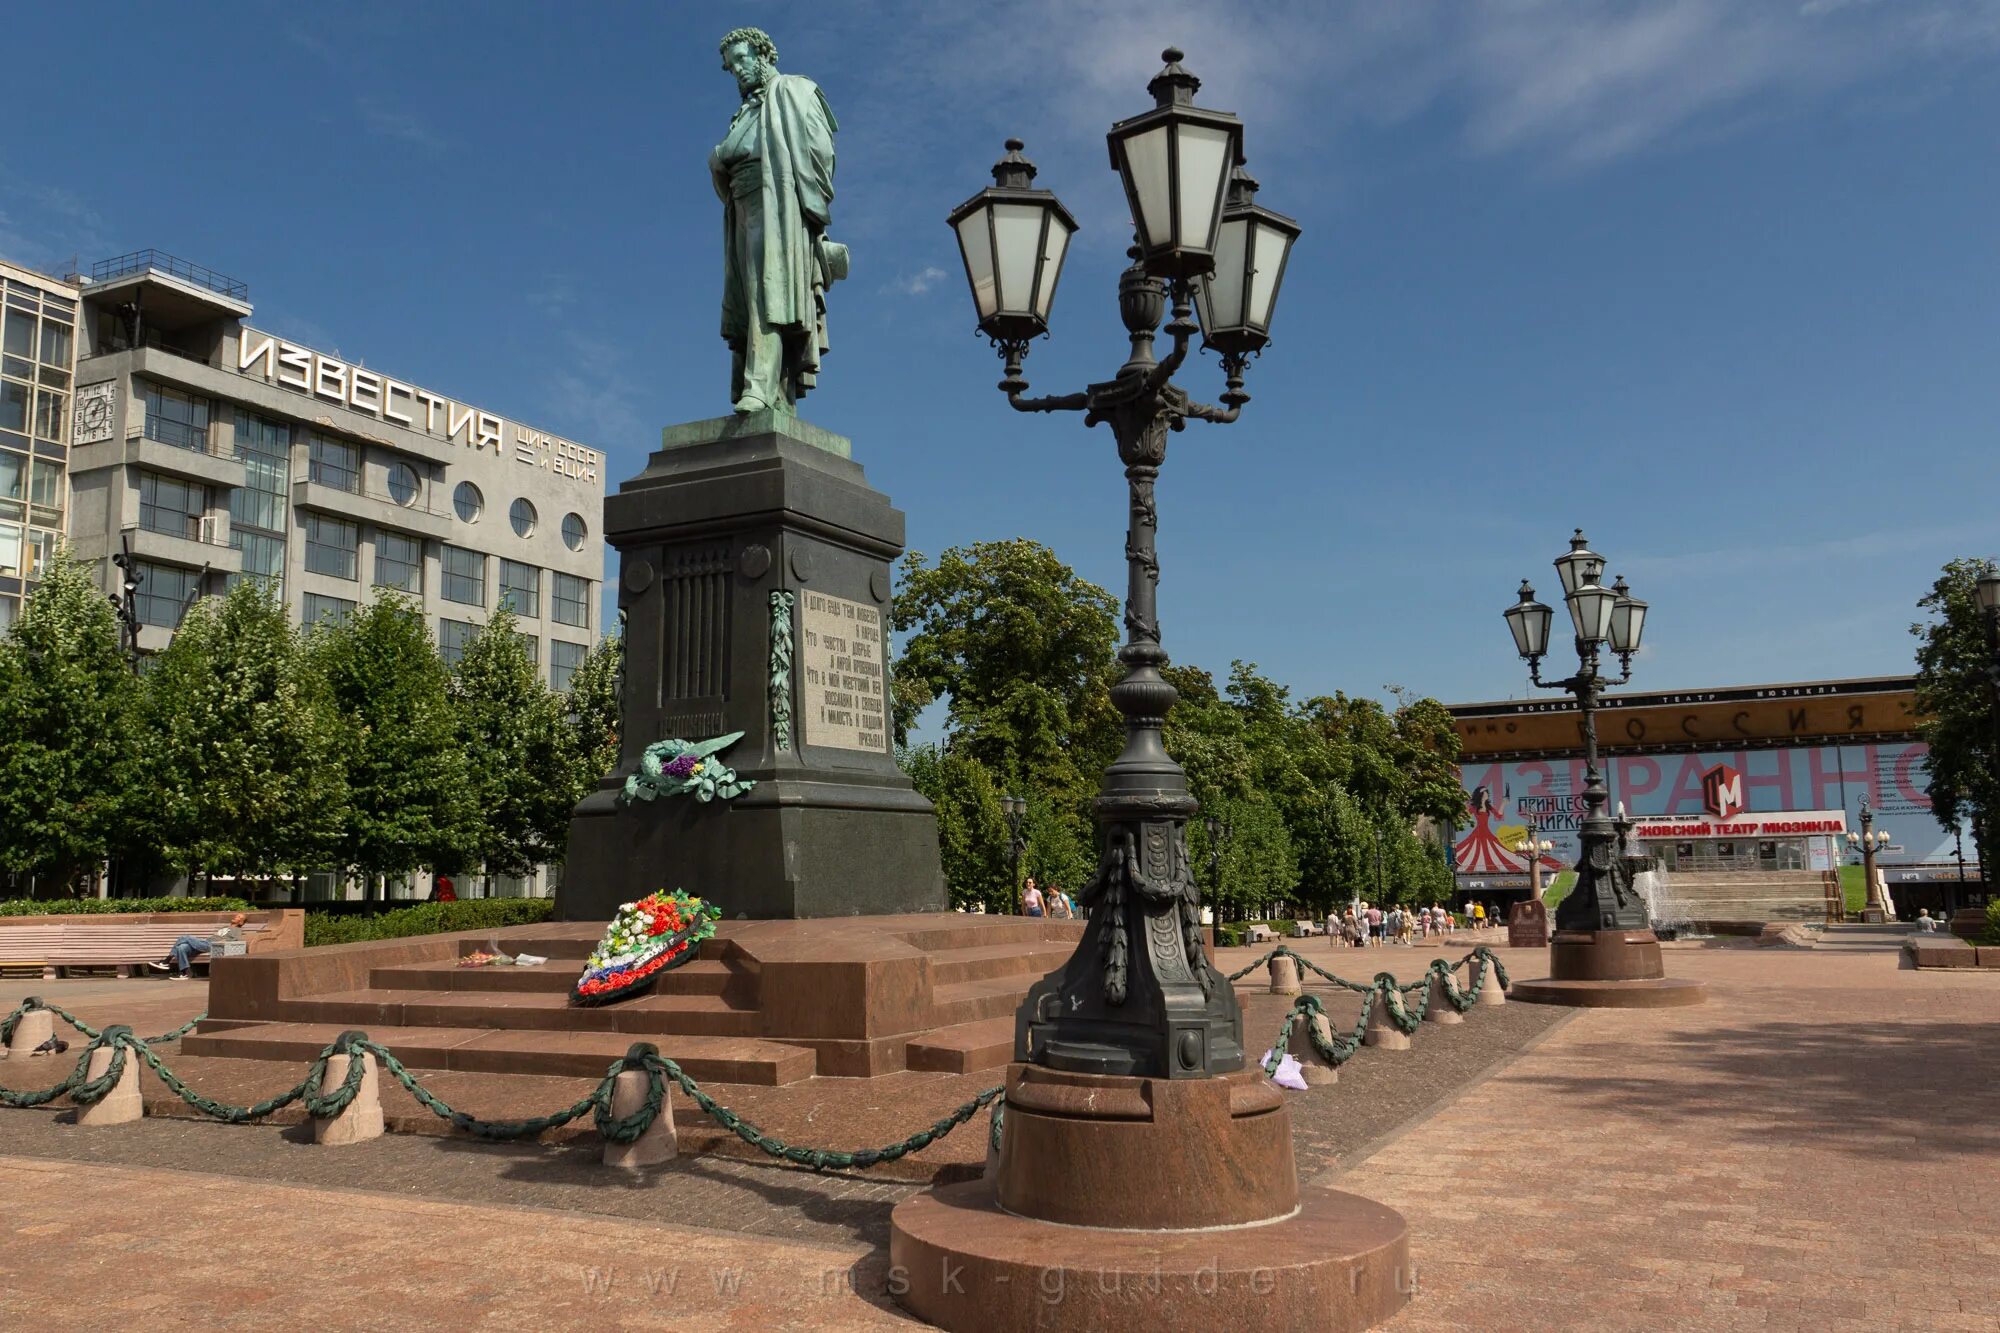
[{"left": 4, "top": 928, "right": 1997, "bottom": 1329}]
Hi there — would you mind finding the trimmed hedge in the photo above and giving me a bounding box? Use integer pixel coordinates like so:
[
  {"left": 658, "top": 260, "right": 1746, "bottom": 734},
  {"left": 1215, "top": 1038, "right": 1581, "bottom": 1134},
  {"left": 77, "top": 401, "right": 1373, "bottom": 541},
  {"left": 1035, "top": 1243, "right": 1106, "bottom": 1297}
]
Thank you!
[
  {"left": 304, "top": 898, "right": 556, "bottom": 947},
  {"left": 1982, "top": 899, "right": 2000, "bottom": 947},
  {"left": 0, "top": 896, "right": 252, "bottom": 916}
]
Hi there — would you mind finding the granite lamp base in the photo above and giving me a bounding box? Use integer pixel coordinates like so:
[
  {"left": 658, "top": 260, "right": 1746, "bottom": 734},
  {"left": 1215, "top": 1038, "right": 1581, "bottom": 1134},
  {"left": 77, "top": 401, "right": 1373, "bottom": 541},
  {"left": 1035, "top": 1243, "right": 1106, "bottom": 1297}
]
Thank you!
[
  {"left": 888, "top": 1063, "right": 1411, "bottom": 1330},
  {"left": 1511, "top": 928, "right": 1709, "bottom": 1008}
]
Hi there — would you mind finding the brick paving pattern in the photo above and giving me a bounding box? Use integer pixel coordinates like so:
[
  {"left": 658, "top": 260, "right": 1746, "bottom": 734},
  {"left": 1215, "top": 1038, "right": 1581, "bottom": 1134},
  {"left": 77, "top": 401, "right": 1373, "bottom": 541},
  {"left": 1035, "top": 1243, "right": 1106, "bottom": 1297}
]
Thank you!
[{"left": 1337, "top": 929, "right": 2000, "bottom": 1331}]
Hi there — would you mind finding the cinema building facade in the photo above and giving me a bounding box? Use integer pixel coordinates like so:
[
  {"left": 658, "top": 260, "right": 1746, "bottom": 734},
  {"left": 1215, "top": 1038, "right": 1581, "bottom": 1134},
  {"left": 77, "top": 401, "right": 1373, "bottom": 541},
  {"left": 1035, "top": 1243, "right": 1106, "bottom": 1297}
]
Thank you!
[{"left": 1446, "top": 676, "right": 1982, "bottom": 919}]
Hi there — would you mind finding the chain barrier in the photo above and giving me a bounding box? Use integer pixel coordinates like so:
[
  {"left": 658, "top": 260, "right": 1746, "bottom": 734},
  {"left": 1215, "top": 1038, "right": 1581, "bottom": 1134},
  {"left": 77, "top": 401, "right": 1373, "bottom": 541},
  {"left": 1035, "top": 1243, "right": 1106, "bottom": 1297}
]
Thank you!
[
  {"left": 1, "top": 995, "right": 203, "bottom": 1049},
  {"left": 1246, "top": 946, "right": 1512, "bottom": 1077},
  {"left": 4, "top": 947, "right": 1509, "bottom": 1156}
]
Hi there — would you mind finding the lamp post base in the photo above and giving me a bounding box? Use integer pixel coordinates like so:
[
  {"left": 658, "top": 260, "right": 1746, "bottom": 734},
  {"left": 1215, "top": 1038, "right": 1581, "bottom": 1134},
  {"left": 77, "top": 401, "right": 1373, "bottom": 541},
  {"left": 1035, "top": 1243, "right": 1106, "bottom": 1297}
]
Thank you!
[
  {"left": 887, "top": 1062, "right": 1410, "bottom": 1330},
  {"left": 1510, "top": 929, "right": 1708, "bottom": 1008}
]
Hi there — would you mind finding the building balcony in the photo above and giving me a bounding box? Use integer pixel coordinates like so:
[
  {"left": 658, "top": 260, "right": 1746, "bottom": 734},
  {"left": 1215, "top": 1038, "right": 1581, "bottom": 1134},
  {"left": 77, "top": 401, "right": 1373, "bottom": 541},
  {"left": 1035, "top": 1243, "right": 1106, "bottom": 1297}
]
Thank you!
[
  {"left": 125, "top": 522, "right": 244, "bottom": 576},
  {"left": 291, "top": 477, "right": 452, "bottom": 541},
  {"left": 124, "top": 433, "right": 246, "bottom": 490}
]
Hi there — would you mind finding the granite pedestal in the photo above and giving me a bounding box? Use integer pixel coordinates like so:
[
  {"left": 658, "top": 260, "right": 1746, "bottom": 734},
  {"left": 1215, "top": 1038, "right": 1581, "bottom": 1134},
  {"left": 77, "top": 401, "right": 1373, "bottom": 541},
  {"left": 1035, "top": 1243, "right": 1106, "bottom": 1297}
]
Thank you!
[
  {"left": 561, "top": 412, "right": 944, "bottom": 921},
  {"left": 888, "top": 1062, "right": 1411, "bottom": 1331},
  {"left": 1512, "top": 928, "right": 1708, "bottom": 1008}
]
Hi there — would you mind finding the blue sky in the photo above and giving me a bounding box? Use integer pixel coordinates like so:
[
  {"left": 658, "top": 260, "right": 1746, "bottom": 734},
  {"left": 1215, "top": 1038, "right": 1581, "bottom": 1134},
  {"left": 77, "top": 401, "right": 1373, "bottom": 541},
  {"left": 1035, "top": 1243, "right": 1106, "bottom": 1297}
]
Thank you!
[{"left": 5, "top": 1, "right": 1998, "bottom": 711}]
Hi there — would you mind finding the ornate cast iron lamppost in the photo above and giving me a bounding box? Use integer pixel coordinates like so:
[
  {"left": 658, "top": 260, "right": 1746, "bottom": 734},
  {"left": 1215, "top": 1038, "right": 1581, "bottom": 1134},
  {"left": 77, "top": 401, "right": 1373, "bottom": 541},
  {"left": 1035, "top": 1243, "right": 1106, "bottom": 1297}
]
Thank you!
[
  {"left": 1203, "top": 812, "right": 1232, "bottom": 903},
  {"left": 892, "top": 49, "right": 1411, "bottom": 1333},
  {"left": 1500, "top": 531, "right": 1704, "bottom": 1007},
  {"left": 1848, "top": 797, "right": 1892, "bottom": 923},
  {"left": 945, "top": 49, "right": 1298, "bottom": 1082},
  {"left": 1001, "top": 793, "right": 1028, "bottom": 911}
]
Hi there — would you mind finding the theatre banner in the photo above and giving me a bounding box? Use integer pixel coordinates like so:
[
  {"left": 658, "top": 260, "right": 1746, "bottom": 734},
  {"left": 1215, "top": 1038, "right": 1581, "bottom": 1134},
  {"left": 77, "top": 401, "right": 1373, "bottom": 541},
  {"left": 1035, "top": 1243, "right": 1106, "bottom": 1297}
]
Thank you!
[{"left": 1452, "top": 741, "right": 1951, "bottom": 880}]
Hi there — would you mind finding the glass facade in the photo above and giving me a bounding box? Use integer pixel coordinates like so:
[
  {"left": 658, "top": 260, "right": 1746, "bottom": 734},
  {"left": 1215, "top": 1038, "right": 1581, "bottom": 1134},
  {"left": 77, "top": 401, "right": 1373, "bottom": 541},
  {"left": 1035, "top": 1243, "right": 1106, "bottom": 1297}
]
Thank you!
[
  {"left": 302, "top": 592, "right": 355, "bottom": 626},
  {"left": 441, "top": 543, "right": 484, "bottom": 606},
  {"left": 304, "top": 512, "right": 358, "bottom": 579},
  {"left": 1, "top": 272, "right": 75, "bottom": 622},
  {"left": 308, "top": 432, "right": 360, "bottom": 493},
  {"left": 550, "top": 638, "right": 587, "bottom": 692},
  {"left": 143, "top": 382, "right": 209, "bottom": 451},
  {"left": 498, "top": 558, "right": 539, "bottom": 618},
  {"left": 134, "top": 560, "right": 202, "bottom": 627},
  {"left": 551, "top": 571, "right": 589, "bottom": 628},
  {"left": 517, "top": 632, "right": 538, "bottom": 666},
  {"left": 374, "top": 530, "right": 422, "bottom": 592},
  {"left": 230, "top": 411, "right": 289, "bottom": 595},
  {"left": 140, "top": 471, "right": 206, "bottom": 540},
  {"left": 438, "top": 616, "right": 476, "bottom": 665}
]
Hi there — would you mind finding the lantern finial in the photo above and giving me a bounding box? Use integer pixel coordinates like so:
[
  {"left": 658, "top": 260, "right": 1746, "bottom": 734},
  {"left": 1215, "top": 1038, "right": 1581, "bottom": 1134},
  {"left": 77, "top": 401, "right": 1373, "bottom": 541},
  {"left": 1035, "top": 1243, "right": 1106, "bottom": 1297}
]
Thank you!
[
  {"left": 992, "top": 139, "right": 1036, "bottom": 188},
  {"left": 1149, "top": 48, "right": 1200, "bottom": 106}
]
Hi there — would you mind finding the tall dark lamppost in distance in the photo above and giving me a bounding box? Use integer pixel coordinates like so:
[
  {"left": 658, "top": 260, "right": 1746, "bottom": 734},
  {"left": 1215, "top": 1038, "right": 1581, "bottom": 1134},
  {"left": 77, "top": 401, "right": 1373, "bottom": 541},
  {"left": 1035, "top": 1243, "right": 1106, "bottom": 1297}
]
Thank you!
[
  {"left": 1972, "top": 566, "right": 2000, "bottom": 926},
  {"left": 1203, "top": 812, "right": 1231, "bottom": 910},
  {"left": 1001, "top": 793, "right": 1028, "bottom": 912},
  {"left": 892, "top": 48, "right": 1412, "bottom": 1333},
  {"left": 1848, "top": 796, "right": 1892, "bottom": 923},
  {"left": 1499, "top": 530, "right": 1705, "bottom": 1008}
]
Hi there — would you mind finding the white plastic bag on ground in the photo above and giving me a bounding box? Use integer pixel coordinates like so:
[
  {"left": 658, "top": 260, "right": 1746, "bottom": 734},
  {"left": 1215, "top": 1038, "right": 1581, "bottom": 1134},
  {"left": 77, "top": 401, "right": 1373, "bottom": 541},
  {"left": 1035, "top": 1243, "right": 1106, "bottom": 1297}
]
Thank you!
[{"left": 1260, "top": 1050, "right": 1309, "bottom": 1091}]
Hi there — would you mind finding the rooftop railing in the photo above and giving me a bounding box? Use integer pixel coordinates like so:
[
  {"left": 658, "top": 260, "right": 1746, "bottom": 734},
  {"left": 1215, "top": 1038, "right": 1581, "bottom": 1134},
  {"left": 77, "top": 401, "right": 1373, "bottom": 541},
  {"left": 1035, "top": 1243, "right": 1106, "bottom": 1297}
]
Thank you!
[{"left": 90, "top": 250, "right": 249, "bottom": 301}]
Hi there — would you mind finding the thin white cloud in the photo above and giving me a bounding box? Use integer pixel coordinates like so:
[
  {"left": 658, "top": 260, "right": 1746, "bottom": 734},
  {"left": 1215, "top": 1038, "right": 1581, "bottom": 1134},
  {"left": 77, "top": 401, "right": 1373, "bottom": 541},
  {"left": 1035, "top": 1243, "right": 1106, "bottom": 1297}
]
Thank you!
[
  {"left": 886, "top": 265, "right": 948, "bottom": 296},
  {"left": 356, "top": 96, "right": 448, "bottom": 152},
  {"left": 885, "top": 0, "right": 2000, "bottom": 174}
]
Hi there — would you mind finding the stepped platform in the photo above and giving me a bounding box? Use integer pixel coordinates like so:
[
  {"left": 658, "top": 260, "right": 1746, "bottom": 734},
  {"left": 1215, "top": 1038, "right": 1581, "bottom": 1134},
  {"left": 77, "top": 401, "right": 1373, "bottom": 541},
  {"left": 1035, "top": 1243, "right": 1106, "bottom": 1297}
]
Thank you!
[
  {"left": 184, "top": 914, "right": 1084, "bottom": 1086},
  {"left": 1652, "top": 869, "right": 1835, "bottom": 929}
]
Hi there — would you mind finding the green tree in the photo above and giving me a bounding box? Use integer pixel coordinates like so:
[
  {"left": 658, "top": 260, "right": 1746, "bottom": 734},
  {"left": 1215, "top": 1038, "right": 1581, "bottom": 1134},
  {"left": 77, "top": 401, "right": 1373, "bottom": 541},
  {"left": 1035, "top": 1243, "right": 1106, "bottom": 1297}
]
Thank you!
[
  {"left": 139, "top": 581, "right": 348, "bottom": 891},
  {"left": 892, "top": 539, "right": 1121, "bottom": 793},
  {"left": 0, "top": 549, "right": 142, "bottom": 894},
  {"left": 311, "top": 591, "right": 476, "bottom": 896},
  {"left": 902, "top": 743, "right": 1011, "bottom": 910},
  {"left": 1913, "top": 558, "right": 1999, "bottom": 871},
  {"left": 452, "top": 608, "right": 580, "bottom": 876},
  {"left": 563, "top": 631, "right": 622, "bottom": 802}
]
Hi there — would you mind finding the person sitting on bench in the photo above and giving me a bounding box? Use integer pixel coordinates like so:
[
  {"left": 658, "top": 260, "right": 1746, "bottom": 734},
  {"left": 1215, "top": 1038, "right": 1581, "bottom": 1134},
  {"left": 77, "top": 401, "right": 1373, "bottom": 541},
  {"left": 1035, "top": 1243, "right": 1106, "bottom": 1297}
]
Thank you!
[{"left": 148, "top": 914, "right": 247, "bottom": 979}]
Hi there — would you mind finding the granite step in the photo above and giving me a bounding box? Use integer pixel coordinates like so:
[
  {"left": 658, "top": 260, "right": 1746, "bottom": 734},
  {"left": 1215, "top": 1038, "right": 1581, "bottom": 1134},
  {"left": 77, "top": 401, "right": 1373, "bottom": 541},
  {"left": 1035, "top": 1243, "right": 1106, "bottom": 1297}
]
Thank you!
[
  {"left": 926, "top": 942, "right": 1073, "bottom": 987},
  {"left": 928, "top": 977, "right": 1031, "bottom": 1028},
  {"left": 180, "top": 1021, "right": 815, "bottom": 1085},
  {"left": 369, "top": 958, "right": 737, "bottom": 997},
  {"left": 906, "top": 1016, "right": 1016, "bottom": 1074},
  {"left": 268, "top": 988, "right": 763, "bottom": 1037}
]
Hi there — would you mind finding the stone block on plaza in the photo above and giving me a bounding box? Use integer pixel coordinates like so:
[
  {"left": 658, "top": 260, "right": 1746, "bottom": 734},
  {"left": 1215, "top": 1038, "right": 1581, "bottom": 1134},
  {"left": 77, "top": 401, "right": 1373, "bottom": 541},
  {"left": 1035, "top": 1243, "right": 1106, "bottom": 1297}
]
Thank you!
[
  {"left": 560, "top": 413, "right": 944, "bottom": 920},
  {"left": 1290, "top": 1012, "right": 1338, "bottom": 1086},
  {"left": 1903, "top": 937, "right": 1974, "bottom": 969},
  {"left": 5, "top": 1009, "right": 53, "bottom": 1059},
  {"left": 1977, "top": 948, "right": 2000, "bottom": 970},
  {"left": 1425, "top": 971, "right": 1464, "bottom": 1023},
  {"left": 1363, "top": 991, "right": 1411, "bottom": 1049},
  {"left": 602, "top": 1067, "right": 677, "bottom": 1169},
  {"left": 311, "top": 1051, "right": 385, "bottom": 1145},
  {"left": 75, "top": 1046, "right": 142, "bottom": 1126},
  {"left": 1268, "top": 953, "right": 1302, "bottom": 996}
]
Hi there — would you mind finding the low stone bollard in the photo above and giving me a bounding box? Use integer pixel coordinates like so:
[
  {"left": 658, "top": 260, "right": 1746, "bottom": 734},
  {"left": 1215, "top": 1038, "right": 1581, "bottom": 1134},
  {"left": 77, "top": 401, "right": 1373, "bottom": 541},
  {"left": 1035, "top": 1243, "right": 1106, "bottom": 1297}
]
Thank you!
[
  {"left": 4, "top": 1009, "right": 54, "bottom": 1060},
  {"left": 1268, "top": 954, "right": 1302, "bottom": 996},
  {"left": 75, "top": 1047, "right": 143, "bottom": 1126},
  {"left": 1289, "top": 1012, "right": 1338, "bottom": 1086},
  {"left": 1424, "top": 972, "right": 1464, "bottom": 1024},
  {"left": 1362, "top": 991, "right": 1411, "bottom": 1050},
  {"left": 312, "top": 1051, "right": 386, "bottom": 1146},
  {"left": 602, "top": 1068, "right": 676, "bottom": 1169},
  {"left": 1473, "top": 957, "right": 1507, "bottom": 1007}
]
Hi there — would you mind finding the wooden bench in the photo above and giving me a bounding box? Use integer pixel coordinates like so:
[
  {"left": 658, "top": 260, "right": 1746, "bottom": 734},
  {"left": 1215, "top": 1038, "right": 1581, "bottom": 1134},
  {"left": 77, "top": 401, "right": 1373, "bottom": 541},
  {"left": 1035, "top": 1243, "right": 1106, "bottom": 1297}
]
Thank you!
[
  {"left": 0, "top": 920, "right": 268, "bottom": 979},
  {"left": 1292, "top": 919, "right": 1322, "bottom": 937}
]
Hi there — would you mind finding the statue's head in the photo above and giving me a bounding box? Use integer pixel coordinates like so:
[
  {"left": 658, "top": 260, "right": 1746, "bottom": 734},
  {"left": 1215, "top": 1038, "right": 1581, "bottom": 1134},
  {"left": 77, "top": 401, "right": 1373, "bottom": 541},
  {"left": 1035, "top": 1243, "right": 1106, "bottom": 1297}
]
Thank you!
[{"left": 719, "top": 26, "right": 778, "bottom": 95}]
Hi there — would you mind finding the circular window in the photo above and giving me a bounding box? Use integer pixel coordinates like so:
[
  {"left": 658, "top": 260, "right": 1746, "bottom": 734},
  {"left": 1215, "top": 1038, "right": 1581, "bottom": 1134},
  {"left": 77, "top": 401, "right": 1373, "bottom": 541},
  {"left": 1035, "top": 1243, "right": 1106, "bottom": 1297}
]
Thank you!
[
  {"left": 454, "top": 481, "right": 483, "bottom": 524},
  {"left": 562, "top": 512, "right": 587, "bottom": 552},
  {"left": 510, "top": 497, "right": 537, "bottom": 539},
  {"left": 387, "top": 462, "right": 420, "bottom": 507}
]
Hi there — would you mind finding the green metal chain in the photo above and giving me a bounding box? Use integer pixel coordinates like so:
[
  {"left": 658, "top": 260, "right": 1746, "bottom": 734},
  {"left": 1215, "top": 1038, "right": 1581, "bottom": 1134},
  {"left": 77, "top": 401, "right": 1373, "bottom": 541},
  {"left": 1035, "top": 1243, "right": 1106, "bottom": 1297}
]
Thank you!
[
  {"left": 2, "top": 996, "right": 206, "bottom": 1048},
  {"left": 1255, "top": 947, "right": 1512, "bottom": 1075}
]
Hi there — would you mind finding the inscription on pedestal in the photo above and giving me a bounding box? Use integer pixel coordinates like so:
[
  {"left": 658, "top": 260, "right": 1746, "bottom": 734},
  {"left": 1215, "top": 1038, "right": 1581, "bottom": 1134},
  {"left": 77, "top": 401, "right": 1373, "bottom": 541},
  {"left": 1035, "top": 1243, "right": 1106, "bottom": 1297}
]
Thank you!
[{"left": 799, "top": 590, "right": 888, "bottom": 753}]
